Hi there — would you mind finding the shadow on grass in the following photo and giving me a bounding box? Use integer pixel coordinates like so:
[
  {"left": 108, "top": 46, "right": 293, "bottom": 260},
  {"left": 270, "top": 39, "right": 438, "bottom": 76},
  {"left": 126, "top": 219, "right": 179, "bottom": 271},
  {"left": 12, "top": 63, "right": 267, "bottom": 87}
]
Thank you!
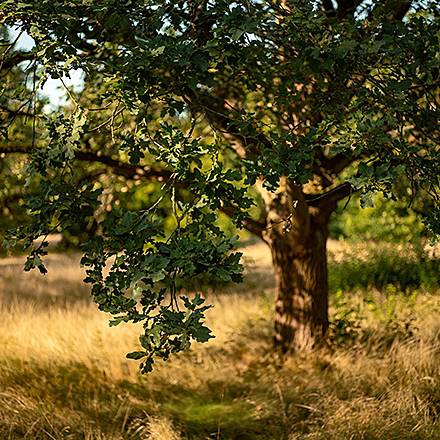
[
  {"left": 3, "top": 243, "right": 440, "bottom": 439},
  {"left": 1, "top": 354, "right": 290, "bottom": 439}
]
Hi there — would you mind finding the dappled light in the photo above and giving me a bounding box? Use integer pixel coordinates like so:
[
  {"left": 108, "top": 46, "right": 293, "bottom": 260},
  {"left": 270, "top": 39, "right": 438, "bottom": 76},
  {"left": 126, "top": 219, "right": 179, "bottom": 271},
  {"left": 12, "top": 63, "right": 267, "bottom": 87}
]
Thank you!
[
  {"left": 2, "top": 0, "right": 440, "bottom": 437},
  {"left": 1, "top": 243, "right": 440, "bottom": 438}
]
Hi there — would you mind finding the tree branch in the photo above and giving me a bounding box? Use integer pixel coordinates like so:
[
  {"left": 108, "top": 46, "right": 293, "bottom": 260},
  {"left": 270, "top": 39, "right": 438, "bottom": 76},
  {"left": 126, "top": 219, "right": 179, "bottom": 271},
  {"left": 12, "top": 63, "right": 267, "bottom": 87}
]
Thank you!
[
  {"left": 336, "top": 0, "right": 363, "bottom": 18},
  {"left": 0, "top": 144, "right": 176, "bottom": 184},
  {"left": 368, "top": 0, "right": 413, "bottom": 23},
  {"left": 188, "top": 89, "right": 273, "bottom": 158},
  {"left": 321, "top": 0, "right": 335, "bottom": 16},
  {"left": 0, "top": 144, "right": 33, "bottom": 154},
  {"left": 77, "top": 150, "right": 269, "bottom": 239},
  {"left": 326, "top": 153, "right": 356, "bottom": 176},
  {"left": 220, "top": 204, "right": 267, "bottom": 238},
  {"left": 0, "top": 49, "right": 34, "bottom": 71},
  {"left": 306, "top": 182, "right": 354, "bottom": 211},
  {"left": 75, "top": 150, "right": 176, "bottom": 184},
  {"left": 0, "top": 104, "right": 35, "bottom": 120},
  {"left": 1, "top": 144, "right": 267, "bottom": 237},
  {"left": 388, "top": 0, "right": 412, "bottom": 21}
]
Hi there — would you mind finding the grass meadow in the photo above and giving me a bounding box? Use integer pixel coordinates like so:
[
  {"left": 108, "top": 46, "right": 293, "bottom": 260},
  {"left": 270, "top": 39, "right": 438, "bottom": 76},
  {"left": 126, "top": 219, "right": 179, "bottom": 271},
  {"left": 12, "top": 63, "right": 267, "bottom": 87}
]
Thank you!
[{"left": 1, "top": 241, "right": 440, "bottom": 439}]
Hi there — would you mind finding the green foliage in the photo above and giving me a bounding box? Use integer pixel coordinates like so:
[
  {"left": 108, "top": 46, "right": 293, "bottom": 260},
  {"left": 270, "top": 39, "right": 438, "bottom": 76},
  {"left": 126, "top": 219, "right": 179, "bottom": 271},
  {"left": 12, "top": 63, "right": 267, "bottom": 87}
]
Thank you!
[
  {"left": 363, "top": 289, "right": 419, "bottom": 342},
  {"left": 328, "top": 243, "right": 440, "bottom": 294},
  {"left": 329, "top": 290, "right": 360, "bottom": 346},
  {"left": 78, "top": 206, "right": 243, "bottom": 373},
  {"left": 424, "top": 206, "right": 440, "bottom": 245},
  {"left": 347, "top": 162, "right": 406, "bottom": 208},
  {"left": 329, "top": 287, "right": 420, "bottom": 348},
  {"left": 330, "top": 192, "right": 428, "bottom": 243}
]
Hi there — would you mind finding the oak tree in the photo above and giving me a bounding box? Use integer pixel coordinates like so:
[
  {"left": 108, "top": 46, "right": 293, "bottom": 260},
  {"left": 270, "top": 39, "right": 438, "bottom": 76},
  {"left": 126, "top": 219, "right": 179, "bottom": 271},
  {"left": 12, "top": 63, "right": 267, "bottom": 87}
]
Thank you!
[{"left": 1, "top": 0, "right": 440, "bottom": 372}]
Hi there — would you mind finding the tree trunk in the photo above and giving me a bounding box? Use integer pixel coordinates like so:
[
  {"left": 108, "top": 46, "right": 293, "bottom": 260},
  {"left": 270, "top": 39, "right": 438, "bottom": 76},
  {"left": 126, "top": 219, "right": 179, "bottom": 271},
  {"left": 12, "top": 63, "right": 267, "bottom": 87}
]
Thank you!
[
  {"left": 259, "top": 180, "right": 334, "bottom": 352},
  {"left": 266, "top": 220, "right": 330, "bottom": 352}
]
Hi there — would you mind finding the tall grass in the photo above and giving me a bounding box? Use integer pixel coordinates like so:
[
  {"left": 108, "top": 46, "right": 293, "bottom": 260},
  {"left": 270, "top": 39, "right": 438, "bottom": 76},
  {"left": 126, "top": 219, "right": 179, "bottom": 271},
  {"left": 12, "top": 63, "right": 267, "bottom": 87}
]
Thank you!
[{"left": 1, "top": 244, "right": 440, "bottom": 439}]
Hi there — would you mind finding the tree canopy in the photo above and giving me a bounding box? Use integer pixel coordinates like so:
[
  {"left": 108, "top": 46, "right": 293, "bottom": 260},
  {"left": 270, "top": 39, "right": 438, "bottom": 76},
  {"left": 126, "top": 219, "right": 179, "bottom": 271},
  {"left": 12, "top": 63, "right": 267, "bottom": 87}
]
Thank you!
[{"left": 1, "top": 0, "right": 440, "bottom": 372}]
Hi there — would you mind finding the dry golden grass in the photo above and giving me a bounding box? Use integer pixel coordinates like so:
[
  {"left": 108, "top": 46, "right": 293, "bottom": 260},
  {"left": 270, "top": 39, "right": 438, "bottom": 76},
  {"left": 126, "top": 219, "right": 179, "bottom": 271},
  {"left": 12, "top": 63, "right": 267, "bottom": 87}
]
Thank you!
[{"left": 1, "top": 243, "right": 440, "bottom": 439}]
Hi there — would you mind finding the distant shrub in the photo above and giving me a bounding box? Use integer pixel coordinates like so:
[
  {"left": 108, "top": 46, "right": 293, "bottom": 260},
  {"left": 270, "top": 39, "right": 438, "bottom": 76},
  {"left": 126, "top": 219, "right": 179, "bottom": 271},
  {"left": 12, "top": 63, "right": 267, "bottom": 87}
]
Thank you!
[
  {"left": 329, "top": 290, "right": 361, "bottom": 345},
  {"left": 328, "top": 243, "right": 440, "bottom": 294},
  {"left": 329, "top": 192, "right": 428, "bottom": 244}
]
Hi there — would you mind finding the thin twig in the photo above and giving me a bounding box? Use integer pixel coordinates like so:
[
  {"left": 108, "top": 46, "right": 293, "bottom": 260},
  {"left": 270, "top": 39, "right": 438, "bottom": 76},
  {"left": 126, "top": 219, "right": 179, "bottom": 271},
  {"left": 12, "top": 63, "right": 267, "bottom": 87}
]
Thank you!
[
  {"left": 0, "top": 30, "right": 24, "bottom": 71},
  {"left": 87, "top": 105, "right": 126, "bottom": 133},
  {"left": 60, "top": 77, "right": 80, "bottom": 113}
]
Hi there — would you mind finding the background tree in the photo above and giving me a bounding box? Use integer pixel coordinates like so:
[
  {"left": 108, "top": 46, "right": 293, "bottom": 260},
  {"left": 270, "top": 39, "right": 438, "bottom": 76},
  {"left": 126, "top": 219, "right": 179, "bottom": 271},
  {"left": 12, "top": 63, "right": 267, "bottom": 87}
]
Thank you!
[{"left": 1, "top": 0, "right": 440, "bottom": 372}]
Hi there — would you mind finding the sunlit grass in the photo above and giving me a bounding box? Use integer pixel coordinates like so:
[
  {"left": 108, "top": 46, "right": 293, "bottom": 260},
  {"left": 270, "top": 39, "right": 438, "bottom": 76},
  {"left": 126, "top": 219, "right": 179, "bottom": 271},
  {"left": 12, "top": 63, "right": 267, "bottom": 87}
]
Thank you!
[{"left": 1, "top": 243, "right": 440, "bottom": 439}]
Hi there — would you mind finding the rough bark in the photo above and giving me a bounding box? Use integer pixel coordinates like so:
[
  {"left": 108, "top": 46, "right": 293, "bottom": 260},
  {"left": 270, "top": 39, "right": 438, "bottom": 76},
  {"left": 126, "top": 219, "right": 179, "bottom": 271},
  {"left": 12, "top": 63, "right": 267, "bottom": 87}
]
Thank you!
[
  {"left": 266, "top": 216, "right": 330, "bottom": 352},
  {"left": 260, "top": 180, "right": 334, "bottom": 352}
]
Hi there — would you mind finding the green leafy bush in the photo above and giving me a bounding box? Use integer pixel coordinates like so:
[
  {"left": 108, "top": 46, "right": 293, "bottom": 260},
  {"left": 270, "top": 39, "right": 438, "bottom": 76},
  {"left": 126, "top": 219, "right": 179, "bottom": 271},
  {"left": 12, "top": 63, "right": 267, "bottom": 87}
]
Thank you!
[
  {"left": 328, "top": 243, "right": 440, "bottom": 294},
  {"left": 329, "top": 192, "right": 428, "bottom": 243},
  {"left": 329, "top": 290, "right": 361, "bottom": 345}
]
